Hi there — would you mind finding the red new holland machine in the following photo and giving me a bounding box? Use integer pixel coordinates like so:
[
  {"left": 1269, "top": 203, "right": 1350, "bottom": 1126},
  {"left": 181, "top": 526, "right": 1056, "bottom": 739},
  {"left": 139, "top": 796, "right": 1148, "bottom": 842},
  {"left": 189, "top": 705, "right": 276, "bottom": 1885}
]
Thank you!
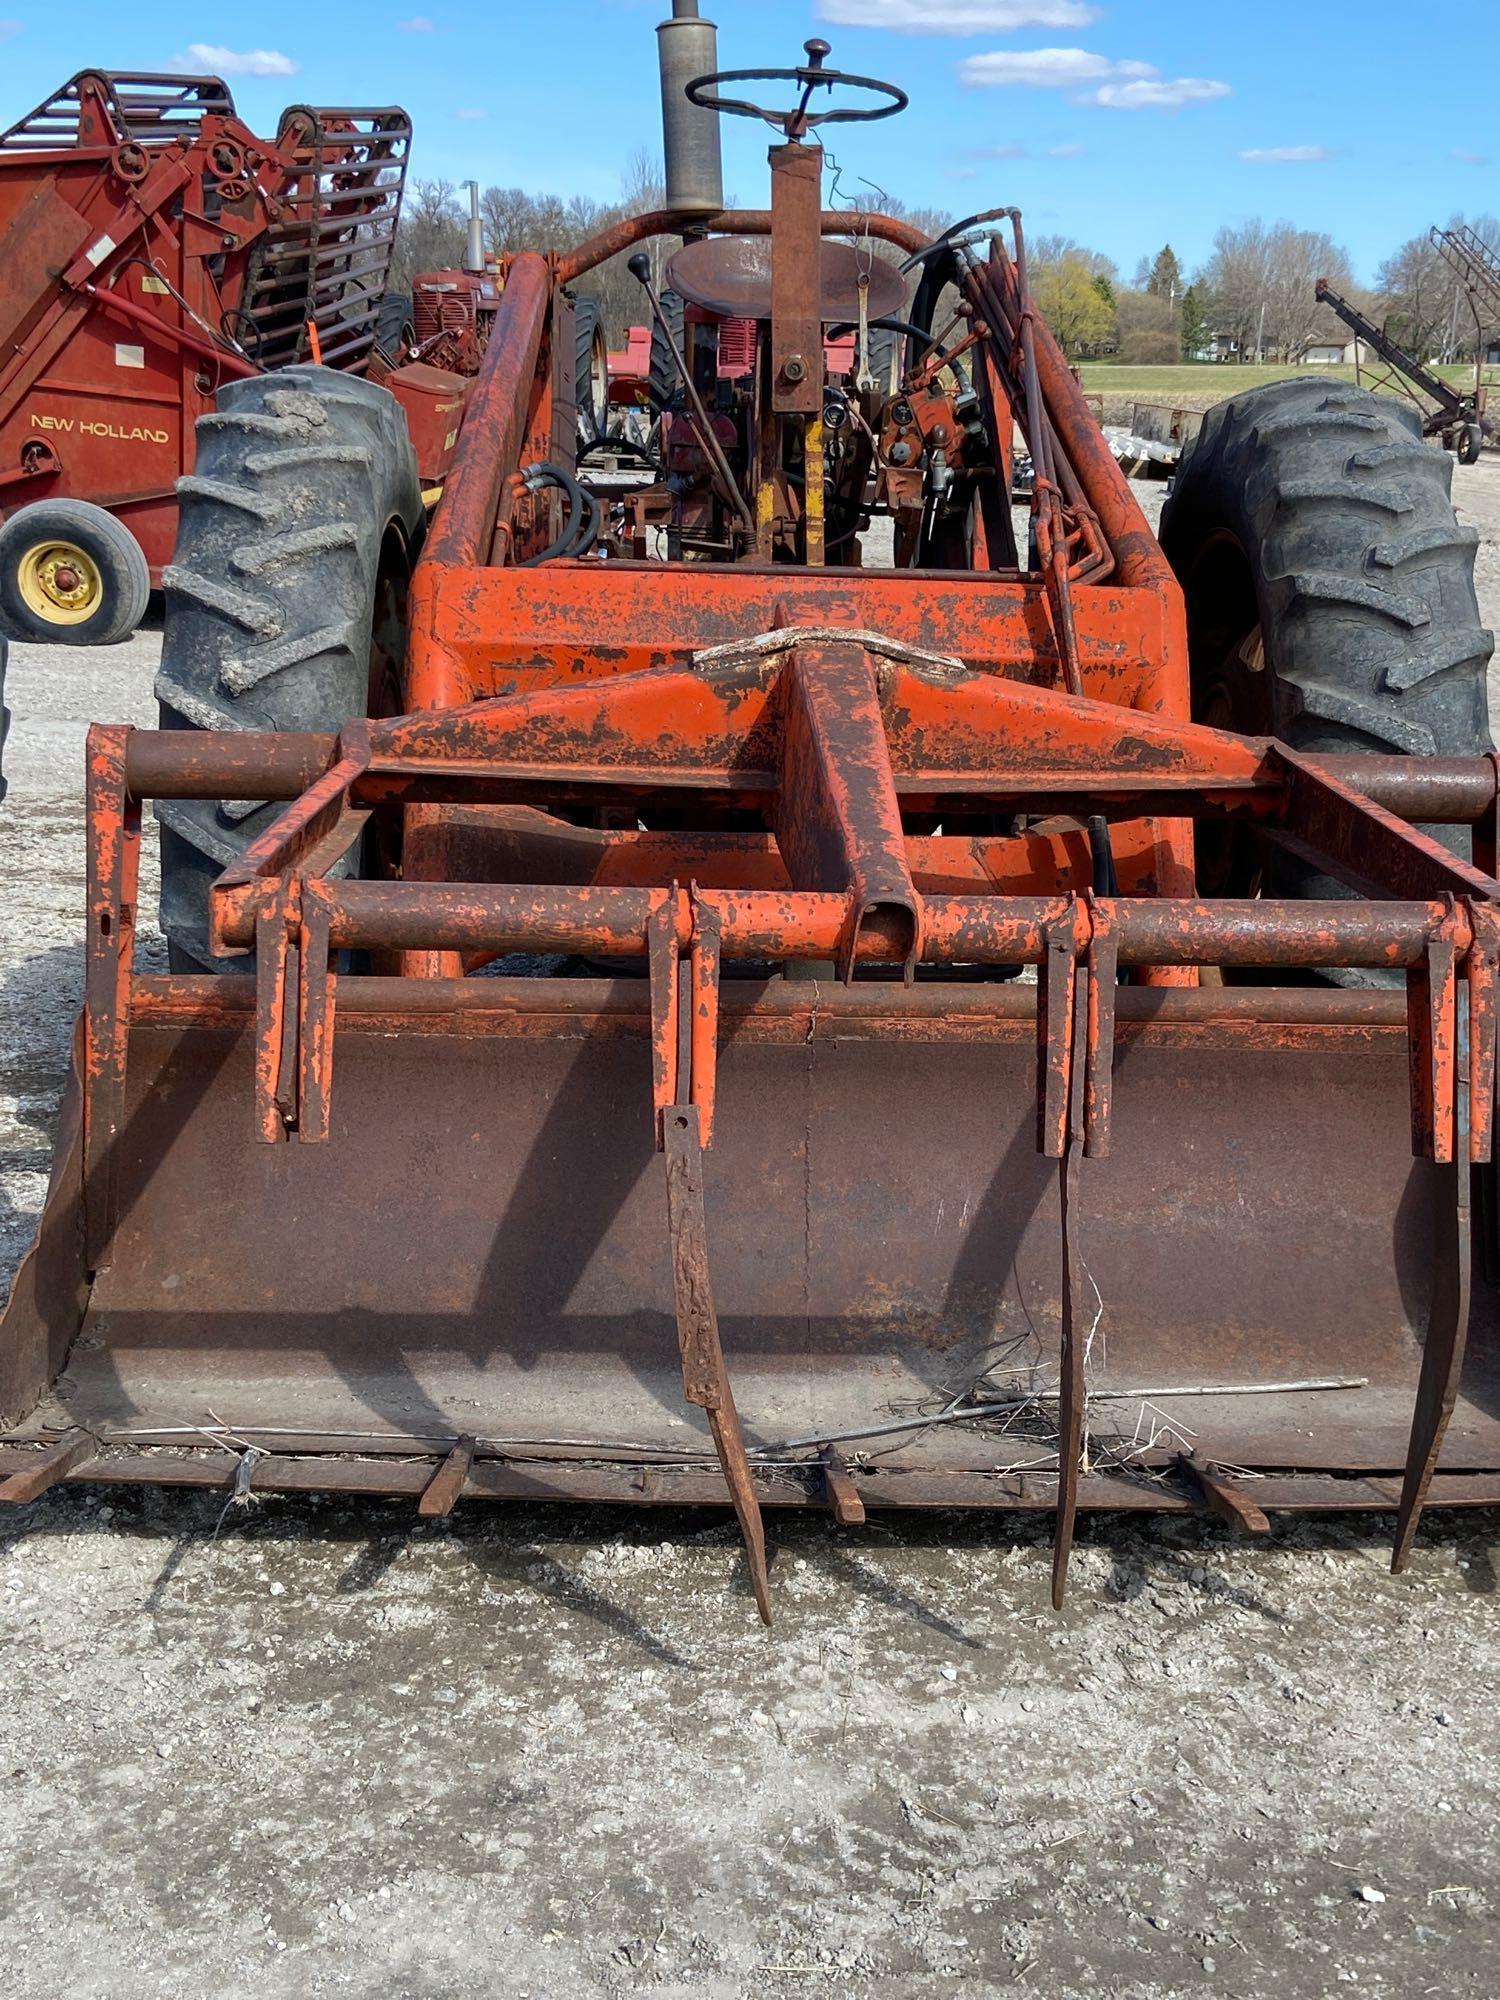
[
  {"left": 0, "top": 69, "right": 467, "bottom": 644},
  {"left": 2, "top": 14, "right": 1498, "bottom": 1621}
]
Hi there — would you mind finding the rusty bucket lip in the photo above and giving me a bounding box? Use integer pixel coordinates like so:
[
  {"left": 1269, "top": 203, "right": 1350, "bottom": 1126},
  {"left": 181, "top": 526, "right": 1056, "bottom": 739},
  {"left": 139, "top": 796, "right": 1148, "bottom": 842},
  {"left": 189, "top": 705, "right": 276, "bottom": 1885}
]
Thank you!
[{"left": 2, "top": 1434, "right": 1499, "bottom": 1518}]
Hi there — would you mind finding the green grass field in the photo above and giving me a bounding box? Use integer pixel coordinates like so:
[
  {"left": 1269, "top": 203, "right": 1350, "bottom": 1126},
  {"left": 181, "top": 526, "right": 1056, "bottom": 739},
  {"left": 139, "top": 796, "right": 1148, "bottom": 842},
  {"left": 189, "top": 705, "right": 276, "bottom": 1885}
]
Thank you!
[{"left": 1077, "top": 360, "right": 1490, "bottom": 413}]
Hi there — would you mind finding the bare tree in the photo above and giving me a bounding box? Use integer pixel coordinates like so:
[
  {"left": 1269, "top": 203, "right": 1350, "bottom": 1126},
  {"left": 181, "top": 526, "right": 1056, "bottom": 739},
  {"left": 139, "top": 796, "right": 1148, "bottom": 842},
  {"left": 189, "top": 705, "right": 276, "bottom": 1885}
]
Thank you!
[
  {"left": 1031, "top": 234, "right": 1116, "bottom": 283},
  {"left": 1201, "top": 220, "right": 1274, "bottom": 360},
  {"left": 1378, "top": 231, "right": 1461, "bottom": 357},
  {"left": 1263, "top": 224, "right": 1354, "bottom": 360},
  {"left": 390, "top": 177, "right": 466, "bottom": 290},
  {"left": 1381, "top": 213, "right": 1500, "bottom": 362}
]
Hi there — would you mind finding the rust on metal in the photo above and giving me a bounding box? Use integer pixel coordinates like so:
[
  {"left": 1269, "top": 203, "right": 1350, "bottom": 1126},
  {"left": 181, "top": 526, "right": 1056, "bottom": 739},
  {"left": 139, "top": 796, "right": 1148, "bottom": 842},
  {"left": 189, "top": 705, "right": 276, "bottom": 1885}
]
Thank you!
[
  {"left": 418, "top": 1434, "right": 476, "bottom": 1518},
  {"left": 0, "top": 1427, "right": 95, "bottom": 1504},
  {"left": 82, "top": 724, "right": 140, "bottom": 1271},
  {"left": 1181, "top": 1455, "right": 1272, "bottom": 1535},
  {"left": 819, "top": 1445, "right": 866, "bottom": 1525},
  {"left": 775, "top": 643, "right": 922, "bottom": 978},
  {"left": 662, "top": 1105, "right": 772, "bottom": 1624},
  {"left": 1392, "top": 1148, "right": 1474, "bottom": 1569},
  {"left": 1051, "top": 944, "right": 1092, "bottom": 1609}
]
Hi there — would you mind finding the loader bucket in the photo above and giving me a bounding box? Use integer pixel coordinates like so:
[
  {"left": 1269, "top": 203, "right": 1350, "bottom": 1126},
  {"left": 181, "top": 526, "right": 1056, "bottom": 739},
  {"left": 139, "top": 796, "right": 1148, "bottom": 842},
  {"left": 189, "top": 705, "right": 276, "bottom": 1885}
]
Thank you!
[{"left": 5, "top": 974, "right": 1499, "bottom": 1550}]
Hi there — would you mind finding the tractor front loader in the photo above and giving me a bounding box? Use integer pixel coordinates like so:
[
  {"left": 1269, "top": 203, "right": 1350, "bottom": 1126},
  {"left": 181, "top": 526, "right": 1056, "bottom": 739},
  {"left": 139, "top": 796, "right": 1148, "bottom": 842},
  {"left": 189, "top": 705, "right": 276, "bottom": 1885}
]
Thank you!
[{"left": 3, "top": 16, "right": 1499, "bottom": 1620}]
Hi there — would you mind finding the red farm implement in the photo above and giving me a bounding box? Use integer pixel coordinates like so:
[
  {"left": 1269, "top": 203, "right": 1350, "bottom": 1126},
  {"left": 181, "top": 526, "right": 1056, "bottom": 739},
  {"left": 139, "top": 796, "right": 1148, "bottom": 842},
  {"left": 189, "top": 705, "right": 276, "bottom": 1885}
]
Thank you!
[
  {"left": 1, "top": 17, "right": 1497, "bottom": 1620},
  {"left": 0, "top": 69, "right": 444, "bottom": 643}
]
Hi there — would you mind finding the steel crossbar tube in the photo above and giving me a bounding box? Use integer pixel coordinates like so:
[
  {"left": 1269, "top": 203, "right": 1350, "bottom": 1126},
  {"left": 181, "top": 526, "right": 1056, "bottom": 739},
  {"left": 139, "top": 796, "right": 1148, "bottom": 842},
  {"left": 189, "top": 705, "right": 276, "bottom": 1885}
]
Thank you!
[
  {"left": 215, "top": 880, "right": 1467, "bottom": 968},
  {"left": 120, "top": 731, "right": 1500, "bottom": 823}
]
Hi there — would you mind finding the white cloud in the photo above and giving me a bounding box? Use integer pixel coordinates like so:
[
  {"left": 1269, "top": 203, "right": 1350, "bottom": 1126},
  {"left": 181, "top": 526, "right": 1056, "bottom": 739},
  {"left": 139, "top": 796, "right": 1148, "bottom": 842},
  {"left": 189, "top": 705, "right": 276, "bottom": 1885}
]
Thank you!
[
  {"left": 0, "top": 19, "right": 22, "bottom": 39},
  {"left": 1092, "top": 75, "right": 1230, "bottom": 107},
  {"left": 819, "top": 0, "right": 1100, "bottom": 28},
  {"left": 1239, "top": 145, "right": 1333, "bottom": 162},
  {"left": 961, "top": 142, "right": 1027, "bottom": 158},
  {"left": 397, "top": 14, "right": 434, "bottom": 28},
  {"left": 959, "top": 46, "right": 1229, "bottom": 108},
  {"left": 172, "top": 43, "right": 298, "bottom": 77},
  {"left": 454, "top": 107, "right": 487, "bottom": 121},
  {"left": 960, "top": 47, "right": 1139, "bottom": 87},
  {"left": 1452, "top": 148, "right": 1489, "bottom": 166},
  {"left": 1047, "top": 141, "right": 1086, "bottom": 156}
]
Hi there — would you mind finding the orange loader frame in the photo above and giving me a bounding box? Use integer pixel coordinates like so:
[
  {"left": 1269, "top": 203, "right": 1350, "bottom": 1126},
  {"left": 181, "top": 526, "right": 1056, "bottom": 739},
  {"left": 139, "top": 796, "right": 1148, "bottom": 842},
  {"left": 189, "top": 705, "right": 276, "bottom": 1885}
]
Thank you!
[{"left": 5, "top": 187, "right": 1500, "bottom": 1622}]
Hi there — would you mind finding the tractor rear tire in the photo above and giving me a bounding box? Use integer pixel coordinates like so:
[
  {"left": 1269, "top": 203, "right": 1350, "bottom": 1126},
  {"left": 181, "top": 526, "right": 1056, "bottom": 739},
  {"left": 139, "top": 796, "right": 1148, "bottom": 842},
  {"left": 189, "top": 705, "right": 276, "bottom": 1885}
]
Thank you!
[
  {"left": 574, "top": 295, "right": 609, "bottom": 445},
  {"left": 154, "top": 364, "right": 422, "bottom": 970},
  {"left": 0, "top": 499, "right": 150, "bottom": 646},
  {"left": 1160, "top": 376, "right": 1494, "bottom": 916},
  {"left": 648, "top": 288, "right": 686, "bottom": 415}
]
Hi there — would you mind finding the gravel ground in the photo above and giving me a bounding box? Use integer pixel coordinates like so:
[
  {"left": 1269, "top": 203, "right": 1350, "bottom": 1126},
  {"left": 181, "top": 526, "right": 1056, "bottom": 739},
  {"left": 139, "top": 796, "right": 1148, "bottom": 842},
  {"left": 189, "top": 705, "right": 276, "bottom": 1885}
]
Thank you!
[{"left": 2, "top": 464, "right": 1499, "bottom": 1998}]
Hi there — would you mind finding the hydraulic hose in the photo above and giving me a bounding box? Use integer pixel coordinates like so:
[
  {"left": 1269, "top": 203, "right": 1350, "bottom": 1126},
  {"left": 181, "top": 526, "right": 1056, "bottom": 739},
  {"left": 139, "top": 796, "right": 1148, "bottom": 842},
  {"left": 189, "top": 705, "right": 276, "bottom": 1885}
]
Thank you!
[
  {"left": 825, "top": 314, "right": 951, "bottom": 362},
  {"left": 518, "top": 461, "right": 600, "bottom": 564}
]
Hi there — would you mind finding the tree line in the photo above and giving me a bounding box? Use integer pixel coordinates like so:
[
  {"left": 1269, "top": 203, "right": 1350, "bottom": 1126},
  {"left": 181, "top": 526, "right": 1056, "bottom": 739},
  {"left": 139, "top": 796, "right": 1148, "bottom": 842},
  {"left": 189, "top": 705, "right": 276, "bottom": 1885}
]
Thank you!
[
  {"left": 1030, "top": 217, "right": 1500, "bottom": 365},
  {"left": 391, "top": 168, "right": 1500, "bottom": 369}
]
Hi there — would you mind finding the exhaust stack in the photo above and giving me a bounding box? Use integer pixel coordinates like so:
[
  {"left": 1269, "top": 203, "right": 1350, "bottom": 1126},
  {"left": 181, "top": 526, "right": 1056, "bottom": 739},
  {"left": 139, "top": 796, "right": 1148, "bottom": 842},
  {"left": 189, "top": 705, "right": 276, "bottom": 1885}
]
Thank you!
[
  {"left": 658, "top": 0, "right": 723, "bottom": 215},
  {"left": 463, "top": 179, "right": 484, "bottom": 273}
]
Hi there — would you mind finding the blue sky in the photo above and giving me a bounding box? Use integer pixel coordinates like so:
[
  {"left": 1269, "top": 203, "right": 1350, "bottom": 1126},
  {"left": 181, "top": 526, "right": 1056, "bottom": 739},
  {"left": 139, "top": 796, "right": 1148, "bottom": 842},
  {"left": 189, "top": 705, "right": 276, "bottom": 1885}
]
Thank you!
[{"left": 1, "top": 0, "right": 1493, "bottom": 281}]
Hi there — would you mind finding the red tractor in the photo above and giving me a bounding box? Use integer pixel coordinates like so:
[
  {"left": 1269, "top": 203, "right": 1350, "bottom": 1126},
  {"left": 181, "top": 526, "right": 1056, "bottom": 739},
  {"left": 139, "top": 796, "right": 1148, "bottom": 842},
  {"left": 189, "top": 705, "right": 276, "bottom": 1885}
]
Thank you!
[{"left": 2, "top": 19, "right": 1497, "bottom": 1622}]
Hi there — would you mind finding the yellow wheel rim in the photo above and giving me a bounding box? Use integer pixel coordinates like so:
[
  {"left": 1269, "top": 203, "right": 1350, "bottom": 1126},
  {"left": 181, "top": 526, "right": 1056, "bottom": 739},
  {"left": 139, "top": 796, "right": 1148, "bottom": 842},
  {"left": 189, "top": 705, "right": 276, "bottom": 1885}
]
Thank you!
[{"left": 16, "top": 539, "right": 103, "bottom": 626}]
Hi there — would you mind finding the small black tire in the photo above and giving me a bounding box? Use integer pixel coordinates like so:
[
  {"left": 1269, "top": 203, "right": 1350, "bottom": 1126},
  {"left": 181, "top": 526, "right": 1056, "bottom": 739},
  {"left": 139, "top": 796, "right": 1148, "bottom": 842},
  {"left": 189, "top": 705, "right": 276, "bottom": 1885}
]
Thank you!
[
  {"left": 648, "top": 288, "right": 686, "bottom": 416},
  {"left": 0, "top": 499, "right": 150, "bottom": 646},
  {"left": 1160, "top": 376, "right": 1494, "bottom": 913},
  {"left": 866, "top": 323, "right": 902, "bottom": 397},
  {"left": 154, "top": 364, "right": 423, "bottom": 970},
  {"left": 374, "top": 289, "right": 415, "bottom": 363},
  {"left": 573, "top": 295, "right": 609, "bottom": 445},
  {"left": 1458, "top": 422, "right": 1484, "bottom": 467}
]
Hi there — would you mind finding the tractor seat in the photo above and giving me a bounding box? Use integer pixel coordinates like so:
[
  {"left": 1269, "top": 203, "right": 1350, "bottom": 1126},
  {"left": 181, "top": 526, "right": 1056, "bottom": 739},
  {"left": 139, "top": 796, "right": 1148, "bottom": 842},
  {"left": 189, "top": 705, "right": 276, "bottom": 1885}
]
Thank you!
[{"left": 665, "top": 235, "right": 907, "bottom": 324}]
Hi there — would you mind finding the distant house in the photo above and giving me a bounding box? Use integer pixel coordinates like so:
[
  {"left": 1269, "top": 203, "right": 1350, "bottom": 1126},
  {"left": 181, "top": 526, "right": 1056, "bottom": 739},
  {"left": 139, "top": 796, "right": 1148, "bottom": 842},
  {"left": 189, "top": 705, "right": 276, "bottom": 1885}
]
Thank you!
[
  {"left": 1305, "top": 337, "right": 1371, "bottom": 366},
  {"left": 1207, "top": 330, "right": 1241, "bottom": 361},
  {"left": 1487, "top": 338, "right": 1500, "bottom": 366}
]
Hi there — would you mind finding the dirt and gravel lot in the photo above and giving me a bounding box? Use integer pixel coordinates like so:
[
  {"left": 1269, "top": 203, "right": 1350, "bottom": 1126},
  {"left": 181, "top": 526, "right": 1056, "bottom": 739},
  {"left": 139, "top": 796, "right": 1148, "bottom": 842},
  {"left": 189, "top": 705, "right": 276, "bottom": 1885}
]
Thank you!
[{"left": 2, "top": 462, "right": 1499, "bottom": 1998}]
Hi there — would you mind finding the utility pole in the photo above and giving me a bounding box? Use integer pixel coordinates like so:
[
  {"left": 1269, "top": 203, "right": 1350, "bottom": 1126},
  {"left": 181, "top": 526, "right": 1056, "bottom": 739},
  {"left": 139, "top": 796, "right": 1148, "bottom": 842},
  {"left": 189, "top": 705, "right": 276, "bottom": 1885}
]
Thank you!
[{"left": 1256, "top": 300, "right": 1267, "bottom": 365}]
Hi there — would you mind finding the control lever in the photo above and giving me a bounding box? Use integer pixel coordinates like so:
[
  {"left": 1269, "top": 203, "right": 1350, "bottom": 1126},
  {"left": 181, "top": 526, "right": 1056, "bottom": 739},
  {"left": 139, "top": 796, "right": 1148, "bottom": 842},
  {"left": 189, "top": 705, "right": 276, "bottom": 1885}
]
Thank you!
[{"left": 627, "top": 253, "right": 754, "bottom": 533}]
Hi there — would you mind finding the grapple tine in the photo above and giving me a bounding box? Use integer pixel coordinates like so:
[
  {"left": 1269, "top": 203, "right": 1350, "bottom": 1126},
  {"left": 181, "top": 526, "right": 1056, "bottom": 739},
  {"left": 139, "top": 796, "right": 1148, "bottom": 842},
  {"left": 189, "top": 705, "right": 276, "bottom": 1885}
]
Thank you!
[
  {"left": 1037, "top": 912, "right": 1076, "bottom": 1159},
  {"left": 296, "top": 880, "right": 337, "bottom": 1145},
  {"left": 1051, "top": 955, "right": 1091, "bottom": 1610},
  {"left": 254, "top": 882, "right": 297, "bottom": 1145},
  {"left": 1392, "top": 1150, "right": 1474, "bottom": 1571},
  {"left": 647, "top": 896, "right": 680, "bottom": 1139},
  {"left": 82, "top": 725, "right": 140, "bottom": 1272},
  {"left": 662, "top": 1104, "right": 773, "bottom": 1624},
  {"left": 709, "top": 1403, "right": 774, "bottom": 1625},
  {"left": 1467, "top": 908, "right": 1498, "bottom": 1165}
]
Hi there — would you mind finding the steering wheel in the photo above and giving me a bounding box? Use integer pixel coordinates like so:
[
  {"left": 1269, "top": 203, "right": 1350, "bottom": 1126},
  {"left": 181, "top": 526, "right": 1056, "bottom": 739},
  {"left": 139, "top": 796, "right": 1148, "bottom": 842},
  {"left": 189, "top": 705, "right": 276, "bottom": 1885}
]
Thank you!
[{"left": 686, "top": 38, "right": 908, "bottom": 138}]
